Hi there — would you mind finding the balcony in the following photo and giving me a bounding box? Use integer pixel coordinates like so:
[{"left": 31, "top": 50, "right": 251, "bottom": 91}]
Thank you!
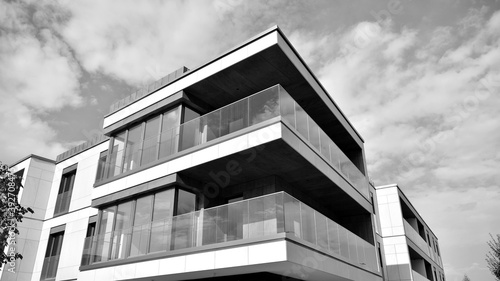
[
  {"left": 84, "top": 192, "right": 378, "bottom": 272},
  {"left": 403, "top": 220, "right": 430, "bottom": 256},
  {"left": 101, "top": 84, "right": 368, "bottom": 198}
]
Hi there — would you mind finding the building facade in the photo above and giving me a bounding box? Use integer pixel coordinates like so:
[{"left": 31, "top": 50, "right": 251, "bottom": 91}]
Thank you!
[
  {"left": 1, "top": 26, "right": 442, "bottom": 281},
  {"left": 375, "top": 184, "right": 445, "bottom": 281}
]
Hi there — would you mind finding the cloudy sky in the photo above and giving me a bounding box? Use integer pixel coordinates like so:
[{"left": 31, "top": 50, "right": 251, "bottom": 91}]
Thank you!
[{"left": 1, "top": 0, "right": 499, "bottom": 280}]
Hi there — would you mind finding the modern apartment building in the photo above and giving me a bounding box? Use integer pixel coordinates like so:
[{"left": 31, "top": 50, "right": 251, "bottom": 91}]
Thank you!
[
  {"left": 1, "top": 26, "right": 442, "bottom": 281},
  {"left": 374, "top": 184, "right": 445, "bottom": 281}
]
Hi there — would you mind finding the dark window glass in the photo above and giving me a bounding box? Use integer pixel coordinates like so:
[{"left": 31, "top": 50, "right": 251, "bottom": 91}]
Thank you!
[
  {"left": 95, "top": 150, "right": 107, "bottom": 182},
  {"left": 41, "top": 231, "right": 64, "bottom": 280},
  {"left": 94, "top": 206, "right": 115, "bottom": 262},
  {"left": 54, "top": 170, "right": 76, "bottom": 216}
]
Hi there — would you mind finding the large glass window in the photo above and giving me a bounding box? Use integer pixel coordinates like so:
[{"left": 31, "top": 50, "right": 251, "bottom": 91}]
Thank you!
[
  {"left": 41, "top": 231, "right": 64, "bottom": 280},
  {"left": 54, "top": 169, "right": 76, "bottom": 216},
  {"left": 90, "top": 187, "right": 195, "bottom": 263}
]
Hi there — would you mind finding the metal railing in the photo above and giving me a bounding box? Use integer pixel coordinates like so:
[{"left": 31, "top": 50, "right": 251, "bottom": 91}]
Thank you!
[{"left": 85, "top": 192, "right": 378, "bottom": 271}]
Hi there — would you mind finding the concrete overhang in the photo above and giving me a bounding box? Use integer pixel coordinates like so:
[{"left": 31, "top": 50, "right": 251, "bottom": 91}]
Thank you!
[{"left": 102, "top": 26, "right": 364, "bottom": 159}]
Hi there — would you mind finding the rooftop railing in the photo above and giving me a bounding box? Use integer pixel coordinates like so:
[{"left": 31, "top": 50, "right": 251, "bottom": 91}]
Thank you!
[
  {"left": 83, "top": 192, "right": 378, "bottom": 272},
  {"left": 99, "top": 85, "right": 368, "bottom": 198}
]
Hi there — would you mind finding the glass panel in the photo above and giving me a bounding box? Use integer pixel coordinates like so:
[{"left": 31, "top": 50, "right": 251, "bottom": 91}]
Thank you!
[
  {"left": 159, "top": 106, "right": 181, "bottom": 158},
  {"left": 263, "top": 194, "right": 278, "bottom": 236},
  {"left": 123, "top": 124, "right": 142, "bottom": 172},
  {"left": 227, "top": 200, "right": 247, "bottom": 241},
  {"left": 109, "top": 132, "right": 126, "bottom": 176},
  {"left": 308, "top": 117, "right": 321, "bottom": 151},
  {"left": 179, "top": 117, "right": 201, "bottom": 151},
  {"left": 279, "top": 87, "right": 296, "bottom": 128},
  {"left": 338, "top": 226, "right": 349, "bottom": 259},
  {"left": 215, "top": 205, "right": 229, "bottom": 243},
  {"left": 171, "top": 213, "right": 194, "bottom": 250},
  {"left": 247, "top": 196, "right": 264, "bottom": 238},
  {"left": 319, "top": 130, "right": 331, "bottom": 161},
  {"left": 202, "top": 208, "right": 218, "bottom": 245},
  {"left": 183, "top": 107, "right": 200, "bottom": 123},
  {"left": 149, "top": 189, "right": 175, "bottom": 252},
  {"left": 300, "top": 203, "right": 316, "bottom": 244},
  {"left": 357, "top": 236, "right": 366, "bottom": 266},
  {"left": 141, "top": 116, "right": 160, "bottom": 165},
  {"left": 176, "top": 189, "right": 196, "bottom": 215},
  {"left": 327, "top": 220, "right": 341, "bottom": 255},
  {"left": 283, "top": 193, "right": 301, "bottom": 238},
  {"left": 249, "top": 86, "right": 279, "bottom": 125},
  {"left": 295, "top": 103, "right": 309, "bottom": 140},
  {"left": 200, "top": 110, "right": 221, "bottom": 143},
  {"left": 315, "top": 212, "right": 329, "bottom": 251},
  {"left": 111, "top": 201, "right": 133, "bottom": 259},
  {"left": 348, "top": 231, "right": 358, "bottom": 263},
  {"left": 94, "top": 207, "right": 115, "bottom": 262},
  {"left": 221, "top": 98, "right": 248, "bottom": 136},
  {"left": 130, "top": 196, "right": 153, "bottom": 257}
]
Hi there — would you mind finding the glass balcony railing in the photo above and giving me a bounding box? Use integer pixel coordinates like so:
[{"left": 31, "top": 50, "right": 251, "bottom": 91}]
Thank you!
[
  {"left": 100, "top": 85, "right": 368, "bottom": 197},
  {"left": 53, "top": 191, "right": 72, "bottom": 216},
  {"left": 403, "top": 220, "right": 430, "bottom": 256},
  {"left": 40, "top": 255, "right": 60, "bottom": 280},
  {"left": 84, "top": 192, "right": 378, "bottom": 272},
  {"left": 413, "top": 270, "right": 431, "bottom": 281}
]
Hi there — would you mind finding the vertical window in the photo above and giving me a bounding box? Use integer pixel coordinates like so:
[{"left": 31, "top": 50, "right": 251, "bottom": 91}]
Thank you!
[
  {"left": 130, "top": 195, "right": 153, "bottom": 256},
  {"left": 110, "top": 201, "right": 134, "bottom": 259},
  {"left": 149, "top": 189, "right": 175, "bottom": 253},
  {"left": 123, "top": 124, "right": 142, "bottom": 172},
  {"left": 141, "top": 116, "right": 160, "bottom": 165},
  {"left": 159, "top": 106, "right": 182, "bottom": 158},
  {"left": 54, "top": 167, "right": 76, "bottom": 216},
  {"left": 109, "top": 132, "right": 126, "bottom": 177},
  {"left": 94, "top": 206, "right": 116, "bottom": 262},
  {"left": 41, "top": 230, "right": 64, "bottom": 280},
  {"left": 95, "top": 150, "right": 107, "bottom": 182},
  {"left": 81, "top": 217, "right": 96, "bottom": 266}
]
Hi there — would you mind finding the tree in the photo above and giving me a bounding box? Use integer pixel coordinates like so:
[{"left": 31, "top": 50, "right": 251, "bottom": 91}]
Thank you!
[
  {"left": 462, "top": 274, "right": 471, "bottom": 281},
  {"left": 486, "top": 234, "right": 500, "bottom": 281},
  {"left": 0, "top": 162, "right": 34, "bottom": 271}
]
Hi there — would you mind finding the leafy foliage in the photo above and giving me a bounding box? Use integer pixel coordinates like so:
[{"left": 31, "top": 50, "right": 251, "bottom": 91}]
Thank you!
[
  {"left": 0, "top": 162, "right": 34, "bottom": 269},
  {"left": 486, "top": 234, "right": 500, "bottom": 281},
  {"left": 462, "top": 274, "right": 471, "bottom": 281}
]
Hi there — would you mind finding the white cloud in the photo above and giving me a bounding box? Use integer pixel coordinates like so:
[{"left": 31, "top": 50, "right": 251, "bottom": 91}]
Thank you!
[{"left": 0, "top": 0, "right": 83, "bottom": 163}]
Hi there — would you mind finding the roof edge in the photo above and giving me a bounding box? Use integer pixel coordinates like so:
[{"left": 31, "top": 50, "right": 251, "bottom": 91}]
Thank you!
[{"left": 9, "top": 154, "right": 55, "bottom": 167}]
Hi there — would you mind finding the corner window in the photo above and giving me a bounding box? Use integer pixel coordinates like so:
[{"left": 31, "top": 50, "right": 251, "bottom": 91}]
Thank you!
[
  {"left": 90, "top": 187, "right": 197, "bottom": 263},
  {"left": 41, "top": 229, "right": 64, "bottom": 280},
  {"left": 54, "top": 166, "right": 76, "bottom": 216}
]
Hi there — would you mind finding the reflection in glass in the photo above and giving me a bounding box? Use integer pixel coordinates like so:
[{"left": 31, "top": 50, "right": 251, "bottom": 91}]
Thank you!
[
  {"left": 111, "top": 201, "right": 133, "bottom": 259},
  {"left": 249, "top": 86, "right": 279, "bottom": 125},
  {"left": 109, "top": 132, "right": 125, "bottom": 177},
  {"left": 141, "top": 116, "right": 160, "bottom": 165},
  {"left": 123, "top": 124, "right": 142, "bottom": 172},
  {"left": 149, "top": 189, "right": 175, "bottom": 253},
  {"left": 130, "top": 196, "right": 152, "bottom": 257}
]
